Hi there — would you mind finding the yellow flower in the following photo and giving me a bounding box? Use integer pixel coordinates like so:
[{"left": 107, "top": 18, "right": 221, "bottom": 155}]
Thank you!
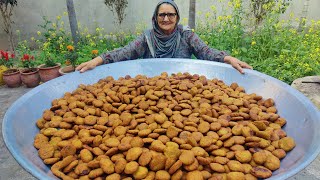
[
  {"left": 67, "top": 45, "right": 74, "bottom": 51},
  {"left": 31, "top": 37, "right": 35, "bottom": 41},
  {"left": 43, "top": 42, "right": 50, "bottom": 49},
  {"left": 56, "top": 16, "right": 61, "bottom": 20},
  {"left": 205, "top": 12, "right": 211, "bottom": 19},
  {"left": 308, "top": 28, "right": 313, "bottom": 33},
  {"left": 289, "top": 12, "right": 294, "bottom": 18},
  {"left": 63, "top": 12, "right": 68, "bottom": 16},
  {"left": 52, "top": 23, "right": 56, "bottom": 28},
  {"left": 92, "top": 50, "right": 99, "bottom": 55},
  {"left": 210, "top": 5, "right": 216, "bottom": 12},
  {"left": 234, "top": 0, "right": 241, "bottom": 9},
  {"left": 37, "top": 31, "right": 41, "bottom": 36},
  {"left": 251, "top": 41, "right": 256, "bottom": 46}
]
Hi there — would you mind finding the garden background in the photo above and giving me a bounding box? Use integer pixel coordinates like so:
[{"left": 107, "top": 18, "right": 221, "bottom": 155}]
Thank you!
[{"left": 0, "top": 0, "right": 320, "bottom": 84}]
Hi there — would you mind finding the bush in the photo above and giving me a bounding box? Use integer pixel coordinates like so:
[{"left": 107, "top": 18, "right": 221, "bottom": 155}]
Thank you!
[
  {"left": 196, "top": 0, "right": 320, "bottom": 84},
  {"left": 13, "top": 1, "right": 319, "bottom": 85}
]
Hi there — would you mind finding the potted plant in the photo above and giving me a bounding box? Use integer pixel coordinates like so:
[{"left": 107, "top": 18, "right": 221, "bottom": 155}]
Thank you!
[
  {"left": 19, "top": 53, "right": 41, "bottom": 88},
  {"left": 0, "top": 50, "right": 21, "bottom": 87},
  {"left": 0, "top": 50, "right": 9, "bottom": 85},
  {"left": 59, "top": 45, "right": 78, "bottom": 75},
  {"left": 37, "top": 50, "right": 61, "bottom": 82}
]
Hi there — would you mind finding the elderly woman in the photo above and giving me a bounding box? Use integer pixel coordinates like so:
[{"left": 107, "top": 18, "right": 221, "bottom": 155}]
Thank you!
[{"left": 76, "top": 0, "right": 252, "bottom": 74}]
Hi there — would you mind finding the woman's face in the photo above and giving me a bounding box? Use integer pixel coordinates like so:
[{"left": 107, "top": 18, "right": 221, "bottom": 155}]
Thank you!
[{"left": 157, "top": 4, "right": 178, "bottom": 35}]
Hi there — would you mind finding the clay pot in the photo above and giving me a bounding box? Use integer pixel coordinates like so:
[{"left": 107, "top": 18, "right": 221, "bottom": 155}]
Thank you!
[
  {"left": 2, "top": 68, "right": 22, "bottom": 88},
  {"left": 38, "top": 63, "right": 61, "bottom": 82},
  {"left": 20, "top": 68, "right": 41, "bottom": 88},
  {"left": 59, "top": 65, "right": 77, "bottom": 75}
]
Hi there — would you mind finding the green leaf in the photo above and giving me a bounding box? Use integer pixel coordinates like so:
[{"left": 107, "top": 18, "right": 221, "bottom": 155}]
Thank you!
[
  {"left": 281, "top": 49, "right": 291, "bottom": 53},
  {"left": 241, "top": 47, "right": 247, "bottom": 53}
]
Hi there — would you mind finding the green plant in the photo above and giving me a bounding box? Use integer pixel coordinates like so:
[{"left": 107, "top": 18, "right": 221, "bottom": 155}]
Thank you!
[
  {"left": 65, "top": 45, "right": 78, "bottom": 70},
  {"left": 20, "top": 53, "right": 37, "bottom": 69},
  {"left": 0, "top": 50, "right": 15, "bottom": 67},
  {"left": 0, "top": 0, "right": 18, "bottom": 51},
  {"left": 39, "top": 50, "right": 58, "bottom": 67},
  {"left": 37, "top": 16, "right": 71, "bottom": 63},
  {"left": 197, "top": 0, "right": 319, "bottom": 84}
]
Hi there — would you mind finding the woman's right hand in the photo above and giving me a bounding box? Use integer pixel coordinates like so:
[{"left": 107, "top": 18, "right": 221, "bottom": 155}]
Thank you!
[{"left": 76, "top": 56, "right": 104, "bottom": 73}]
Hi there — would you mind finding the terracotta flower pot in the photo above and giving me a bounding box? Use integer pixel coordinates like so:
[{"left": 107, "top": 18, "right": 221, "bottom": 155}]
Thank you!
[
  {"left": 38, "top": 63, "right": 61, "bottom": 82},
  {"left": 20, "top": 68, "right": 41, "bottom": 88},
  {"left": 59, "top": 65, "right": 77, "bottom": 76},
  {"left": 2, "top": 68, "right": 22, "bottom": 88}
]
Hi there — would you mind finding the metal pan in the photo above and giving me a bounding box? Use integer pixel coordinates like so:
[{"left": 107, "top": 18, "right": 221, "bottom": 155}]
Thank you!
[{"left": 3, "top": 58, "right": 320, "bottom": 180}]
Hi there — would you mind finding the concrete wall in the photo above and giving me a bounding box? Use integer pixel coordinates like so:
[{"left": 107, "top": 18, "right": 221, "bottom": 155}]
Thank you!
[{"left": 0, "top": 0, "right": 319, "bottom": 50}]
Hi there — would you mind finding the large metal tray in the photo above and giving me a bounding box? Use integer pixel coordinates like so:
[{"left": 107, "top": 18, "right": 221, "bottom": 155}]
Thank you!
[{"left": 3, "top": 58, "right": 320, "bottom": 179}]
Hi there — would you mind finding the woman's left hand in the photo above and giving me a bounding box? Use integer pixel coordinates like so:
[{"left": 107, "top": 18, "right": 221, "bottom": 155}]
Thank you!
[{"left": 224, "top": 56, "right": 253, "bottom": 74}]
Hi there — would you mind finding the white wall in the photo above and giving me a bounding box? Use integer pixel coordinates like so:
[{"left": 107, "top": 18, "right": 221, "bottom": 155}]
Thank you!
[{"left": 0, "top": 0, "right": 319, "bottom": 50}]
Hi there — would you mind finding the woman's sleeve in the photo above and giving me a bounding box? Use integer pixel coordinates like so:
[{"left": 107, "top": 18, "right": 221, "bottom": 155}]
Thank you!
[
  {"left": 185, "top": 31, "right": 229, "bottom": 63},
  {"left": 99, "top": 34, "right": 147, "bottom": 64}
]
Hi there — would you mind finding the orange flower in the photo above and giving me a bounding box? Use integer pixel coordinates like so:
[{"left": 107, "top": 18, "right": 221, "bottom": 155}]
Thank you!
[
  {"left": 67, "top": 45, "right": 74, "bottom": 51},
  {"left": 91, "top": 49, "right": 99, "bottom": 55},
  {"left": 65, "top": 60, "right": 71, "bottom": 65}
]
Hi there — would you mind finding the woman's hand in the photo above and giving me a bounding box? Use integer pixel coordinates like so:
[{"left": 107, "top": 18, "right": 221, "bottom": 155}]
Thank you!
[
  {"left": 76, "top": 57, "right": 104, "bottom": 73},
  {"left": 224, "top": 56, "right": 253, "bottom": 74}
]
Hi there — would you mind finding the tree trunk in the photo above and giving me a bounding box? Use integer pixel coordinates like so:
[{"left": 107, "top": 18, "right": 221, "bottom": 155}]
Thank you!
[
  {"left": 66, "top": 0, "right": 79, "bottom": 47},
  {"left": 188, "top": 0, "right": 196, "bottom": 29}
]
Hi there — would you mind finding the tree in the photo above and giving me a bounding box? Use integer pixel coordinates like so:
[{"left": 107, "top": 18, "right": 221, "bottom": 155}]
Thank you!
[
  {"left": 66, "top": 0, "right": 79, "bottom": 46},
  {"left": 0, "top": 0, "right": 18, "bottom": 51},
  {"left": 104, "top": 0, "right": 128, "bottom": 25},
  {"left": 188, "top": 0, "right": 196, "bottom": 29}
]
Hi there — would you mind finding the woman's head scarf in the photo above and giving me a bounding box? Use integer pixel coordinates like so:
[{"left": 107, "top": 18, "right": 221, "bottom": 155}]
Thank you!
[{"left": 149, "top": 0, "right": 183, "bottom": 58}]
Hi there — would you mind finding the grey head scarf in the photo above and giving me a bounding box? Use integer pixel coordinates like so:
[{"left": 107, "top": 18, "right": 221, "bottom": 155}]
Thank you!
[{"left": 149, "top": 0, "right": 183, "bottom": 58}]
